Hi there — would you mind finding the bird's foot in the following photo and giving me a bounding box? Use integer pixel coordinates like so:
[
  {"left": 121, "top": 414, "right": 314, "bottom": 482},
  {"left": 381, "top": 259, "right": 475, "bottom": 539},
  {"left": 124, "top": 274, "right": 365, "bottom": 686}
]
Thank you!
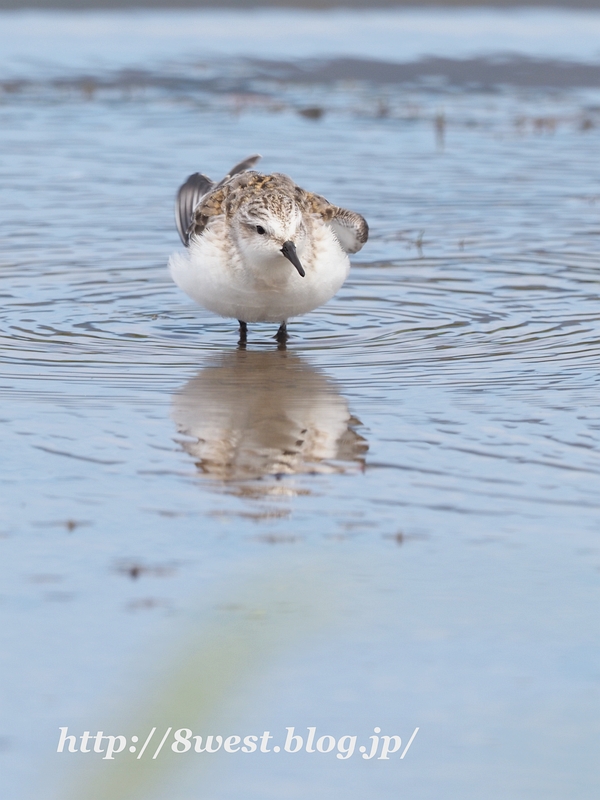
[
  {"left": 275, "top": 322, "right": 288, "bottom": 344},
  {"left": 238, "top": 320, "right": 247, "bottom": 348}
]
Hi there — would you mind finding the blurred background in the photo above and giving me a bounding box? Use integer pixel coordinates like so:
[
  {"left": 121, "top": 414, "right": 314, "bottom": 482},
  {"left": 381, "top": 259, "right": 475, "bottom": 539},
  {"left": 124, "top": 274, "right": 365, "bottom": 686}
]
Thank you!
[
  {"left": 1, "top": 1, "right": 600, "bottom": 799},
  {"left": 2, "top": 0, "right": 600, "bottom": 7}
]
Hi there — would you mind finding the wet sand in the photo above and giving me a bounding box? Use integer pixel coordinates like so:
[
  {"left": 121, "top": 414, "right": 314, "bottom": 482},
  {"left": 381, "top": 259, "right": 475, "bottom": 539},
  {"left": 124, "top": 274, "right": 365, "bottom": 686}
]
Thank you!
[
  {"left": 6, "top": 56, "right": 600, "bottom": 90},
  {"left": 249, "top": 56, "right": 600, "bottom": 88}
]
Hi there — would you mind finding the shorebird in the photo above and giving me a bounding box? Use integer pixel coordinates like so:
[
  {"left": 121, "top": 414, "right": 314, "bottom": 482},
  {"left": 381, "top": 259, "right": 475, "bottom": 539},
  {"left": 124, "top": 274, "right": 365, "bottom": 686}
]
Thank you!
[{"left": 168, "top": 155, "right": 368, "bottom": 344}]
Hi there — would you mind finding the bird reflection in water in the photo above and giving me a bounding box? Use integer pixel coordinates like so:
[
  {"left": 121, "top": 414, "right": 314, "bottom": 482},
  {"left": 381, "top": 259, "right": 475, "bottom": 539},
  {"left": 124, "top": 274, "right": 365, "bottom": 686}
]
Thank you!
[{"left": 171, "top": 350, "right": 367, "bottom": 495}]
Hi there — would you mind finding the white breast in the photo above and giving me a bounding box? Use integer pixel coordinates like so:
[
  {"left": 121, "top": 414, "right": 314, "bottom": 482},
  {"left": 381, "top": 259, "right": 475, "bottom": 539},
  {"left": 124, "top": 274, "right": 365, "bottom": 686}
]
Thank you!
[{"left": 168, "top": 218, "right": 350, "bottom": 323}]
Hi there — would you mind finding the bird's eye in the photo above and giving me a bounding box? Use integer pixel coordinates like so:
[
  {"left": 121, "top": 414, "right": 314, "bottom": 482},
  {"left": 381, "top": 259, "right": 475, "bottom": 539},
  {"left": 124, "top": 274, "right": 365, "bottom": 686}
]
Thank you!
[{"left": 256, "top": 225, "right": 266, "bottom": 235}]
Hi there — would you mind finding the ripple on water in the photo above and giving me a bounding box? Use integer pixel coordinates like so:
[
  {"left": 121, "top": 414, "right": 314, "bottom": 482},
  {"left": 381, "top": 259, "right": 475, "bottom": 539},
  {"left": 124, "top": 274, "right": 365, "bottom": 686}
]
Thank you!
[{"left": 1, "top": 250, "right": 600, "bottom": 397}]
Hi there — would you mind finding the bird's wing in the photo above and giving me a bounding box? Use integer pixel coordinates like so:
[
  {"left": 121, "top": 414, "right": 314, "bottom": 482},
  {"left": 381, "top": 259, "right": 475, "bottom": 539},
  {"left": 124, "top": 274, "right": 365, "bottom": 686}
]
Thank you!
[
  {"left": 299, "top": 190, "right": 369, "bottom": 254},
  {"left": 175, "top": 173, "right": 214, "bottom": 245},
  {"left": 328, "top": 207, "right": 369, "bottom": 254},
  {"left": 214, "top": 154, "right": 262, "bottom": 189},
  {"left": 185, "top": 182, "right": 233, "bottom": 242},
  {"left": 175, "top": 155, "right": 262, "bottom": 246}
]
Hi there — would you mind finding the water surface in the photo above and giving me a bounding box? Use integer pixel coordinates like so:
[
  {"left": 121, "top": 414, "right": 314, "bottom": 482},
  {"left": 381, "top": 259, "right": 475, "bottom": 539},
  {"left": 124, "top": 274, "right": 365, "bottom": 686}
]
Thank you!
[{"left": 0, "top": 8, "right": 599, "bottom": 800}]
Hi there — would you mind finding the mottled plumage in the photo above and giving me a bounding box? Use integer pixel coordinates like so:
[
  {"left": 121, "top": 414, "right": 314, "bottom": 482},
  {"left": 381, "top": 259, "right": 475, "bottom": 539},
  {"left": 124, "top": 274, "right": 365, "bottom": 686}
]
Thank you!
[{"left": 169, "top": 155, "right": 368, "bottom": 343}]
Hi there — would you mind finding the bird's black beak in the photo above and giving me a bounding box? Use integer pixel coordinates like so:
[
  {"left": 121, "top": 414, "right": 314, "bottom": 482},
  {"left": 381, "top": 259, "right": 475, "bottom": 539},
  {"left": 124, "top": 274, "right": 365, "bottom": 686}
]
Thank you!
[{"left": 280, "top": 240, "right": 305, "bottom": 277}]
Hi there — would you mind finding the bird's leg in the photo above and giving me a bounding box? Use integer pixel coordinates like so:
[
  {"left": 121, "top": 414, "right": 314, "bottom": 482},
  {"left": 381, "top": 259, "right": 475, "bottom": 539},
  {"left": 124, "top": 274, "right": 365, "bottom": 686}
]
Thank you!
[
  {"left": 238, "top": 320, "right": 247, "bottom": 347},
  {"left": 275, "top": 322, "right": 288, "bottom": 344}
]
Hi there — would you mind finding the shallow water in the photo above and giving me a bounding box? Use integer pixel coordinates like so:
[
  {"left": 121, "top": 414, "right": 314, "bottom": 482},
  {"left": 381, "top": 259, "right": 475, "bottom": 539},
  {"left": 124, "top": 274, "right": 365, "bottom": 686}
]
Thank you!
[{"left": 1, "top": 8, "right": 600, "bottom": 800}]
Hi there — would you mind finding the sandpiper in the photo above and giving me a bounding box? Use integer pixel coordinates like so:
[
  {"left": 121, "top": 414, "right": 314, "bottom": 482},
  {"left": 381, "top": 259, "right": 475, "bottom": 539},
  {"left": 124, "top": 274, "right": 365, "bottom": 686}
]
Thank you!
[{"left": 168, "top": 155, "right": 368, "bottom": 344}]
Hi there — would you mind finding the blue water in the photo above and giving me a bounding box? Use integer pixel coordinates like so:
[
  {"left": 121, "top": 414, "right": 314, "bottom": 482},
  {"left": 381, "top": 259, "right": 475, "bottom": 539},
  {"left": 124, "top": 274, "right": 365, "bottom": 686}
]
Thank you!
[{"left": 0, "top": 8, "right": 599, "bottom": 800}]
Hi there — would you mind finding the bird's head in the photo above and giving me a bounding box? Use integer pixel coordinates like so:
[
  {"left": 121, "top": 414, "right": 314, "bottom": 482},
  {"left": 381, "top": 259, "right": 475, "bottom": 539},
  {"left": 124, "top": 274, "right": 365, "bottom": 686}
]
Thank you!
[{"left": 230, "top": 190, "right": 308, "bottom": 277}]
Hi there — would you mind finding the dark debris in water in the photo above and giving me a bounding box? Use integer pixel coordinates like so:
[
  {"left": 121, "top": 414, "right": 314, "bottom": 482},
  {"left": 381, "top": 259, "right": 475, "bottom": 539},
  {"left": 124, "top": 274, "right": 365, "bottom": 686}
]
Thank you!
[
  {"left": 114, "top": 560, "right": 178, "bottom": 580},
  {"left": 297, "top": 106, "right": 325, "bottom": 120},
  {"left": 32, "top": 519, "right": 92, "bottom": 532}
]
